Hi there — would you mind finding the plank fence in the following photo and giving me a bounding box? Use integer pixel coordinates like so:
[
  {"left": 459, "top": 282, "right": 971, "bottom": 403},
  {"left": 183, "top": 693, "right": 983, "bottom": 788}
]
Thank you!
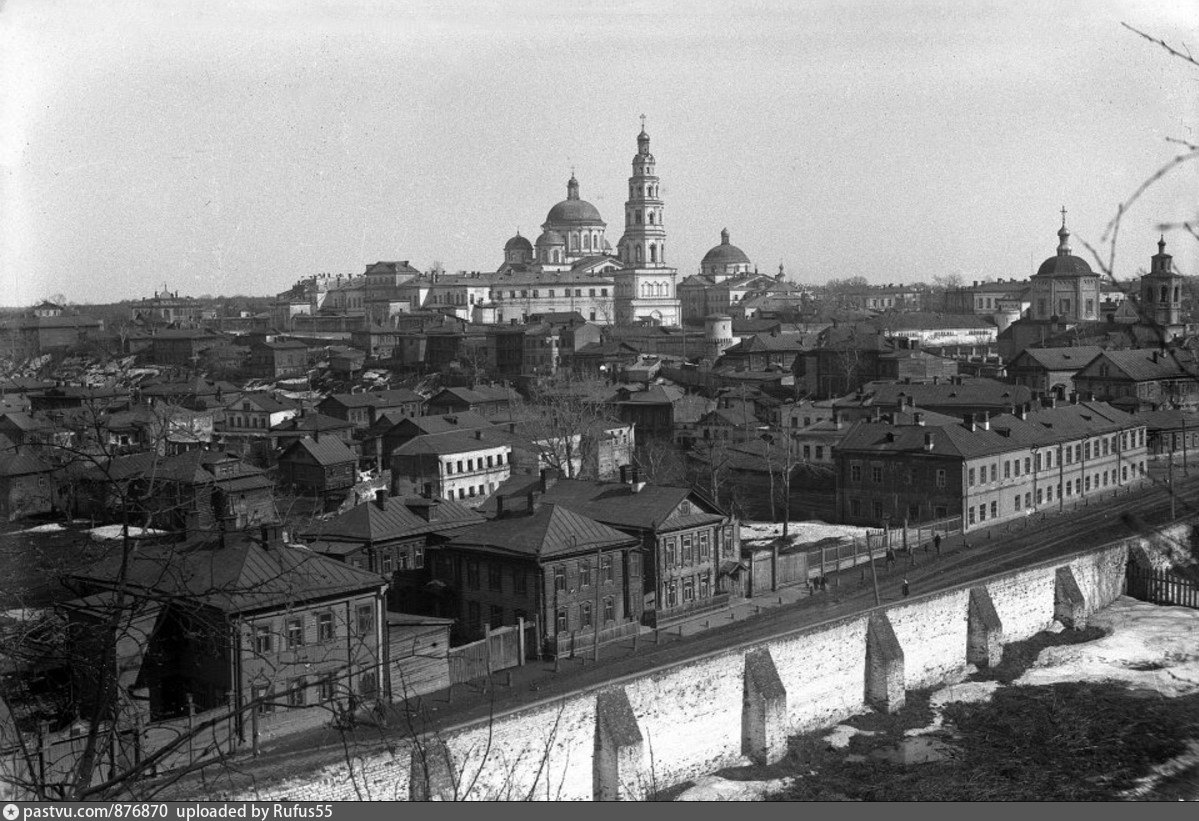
[
  {"left": 1126, "top": 563, "right": 1199, "bottom": 609},
  {"left": 447, "top": 621, "right": 533, "bottom": 685}
]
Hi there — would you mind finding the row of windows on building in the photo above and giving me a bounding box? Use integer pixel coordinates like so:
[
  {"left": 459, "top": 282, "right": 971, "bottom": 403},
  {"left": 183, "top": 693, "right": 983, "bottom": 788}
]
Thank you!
[
  {"left": 445, "top": 481, "right": 496, "bottom": 501},
  {"left": 661, "top": 531, "right": 712, "bottom": 567},
  {"left": 661, "top": 572, "right": 712, "bottom": 608},
  {"left": 966, "top": 430, "right": 1145, "bottom": 487},
  {"left": 348, "top": 544, "right": 424, "bottom": 575},
  {"left": 850, "top": 463, "right": 949, "bottom": 488},
  {"left": 966, "top": 462, "right": 1146, "bottom": 525},
  {"left": 444, "top": 453, "right": 506, "bottom": 475},
  {"left": 250, "top": 666, "right": 378, "bottom": 714},
  {"left": 493, "top": 287, "right": 609, "bottom": 301},
  {"left": 847, "top": 498, "right": 949, "bottom": 520},
  {"left": 251, "top": 605, "right": 375, "bottom": 655}
]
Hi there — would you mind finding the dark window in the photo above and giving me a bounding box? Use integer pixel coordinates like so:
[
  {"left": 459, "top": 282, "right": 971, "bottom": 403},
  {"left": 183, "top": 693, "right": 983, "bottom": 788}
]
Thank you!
[
  {"left": 252, "top": 684, "right": 274, "bottom": 715},
  {"left": 579, "top": 560, "right": 591, "bottom": 588},
  {"left": 356, "top": 604, "right": 373, "bottom": 636},
  {"left": 555, "top": 607, "right": 568, "bottom": 633},
  {"left": 254, "top": 624, "right": 273, "bottom": 655},
  {"left": 554, "top": 564, "right": 566, "bottom": 593},
  {"left": 580, "top": 602, "right": 593, "bottom": 629},
  {"left": 602, "top": 555, "right": 614, "bottom": 583},
  {"left": 287, "top": 678, "right": 306, "bottom": 708},
  {"left": 603, "top": 596, "right": 615, "bottom": 622},
  {"left": 286, "top": 618, "right": 303, "bottom": 649},
  {"left": 317, "top": 613, "right": 334, "bottom": 643}
]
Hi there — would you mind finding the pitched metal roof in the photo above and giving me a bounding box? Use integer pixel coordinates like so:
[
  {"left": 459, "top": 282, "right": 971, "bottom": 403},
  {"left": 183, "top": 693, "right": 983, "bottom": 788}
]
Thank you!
[
  {"left": 1085, "top": 348, "right": 1198, "bottom": 382},
  {"left": 70, "top": 529, "right": 386, "bottom": 614},
  {"left": 448, "top": 504, "right": 636, "bottom": 559},
  {"left": 322, "top": 388, "right": 423, "bottom": 409},
  {"left": 1010, "top": 346, "right": 1104, "bottom": 371},
  {"left": 837, "top": 401, "right": 1142, "bottom": 460},
  {"left": 302, "top": 494, "right": 483, "bottom": 544},
  {"left": 279, "top": 435, "right": 357, "bottom": 466}
]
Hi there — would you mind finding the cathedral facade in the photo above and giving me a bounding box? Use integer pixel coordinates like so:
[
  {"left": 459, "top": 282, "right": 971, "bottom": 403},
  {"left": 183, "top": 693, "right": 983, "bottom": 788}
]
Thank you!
[{"left": 492, "top": 123, "right": 680, "bottom": 326}]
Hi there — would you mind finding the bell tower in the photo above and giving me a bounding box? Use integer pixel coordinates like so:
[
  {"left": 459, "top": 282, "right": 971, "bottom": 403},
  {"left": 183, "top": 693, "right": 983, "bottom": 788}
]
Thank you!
[
  {"left": 614, "top": 117, "right": 680, "bottom": 325},
  {"left": 1141, "top": 236, "right": 1182, "bottom": 331}
]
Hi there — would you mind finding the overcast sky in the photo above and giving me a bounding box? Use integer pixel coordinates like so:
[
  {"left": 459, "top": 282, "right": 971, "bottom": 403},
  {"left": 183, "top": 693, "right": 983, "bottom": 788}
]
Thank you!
[{"left": 1, "top": 0, "right": 1195, "bottom": 305}]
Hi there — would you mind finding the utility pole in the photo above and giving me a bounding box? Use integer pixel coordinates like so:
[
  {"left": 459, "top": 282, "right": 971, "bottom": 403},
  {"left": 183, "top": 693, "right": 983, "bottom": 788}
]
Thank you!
[
  {"left": 1170, "top": 449, "right": 1177, "bottom": 520},
  {"left": 593, "top": 544, "right": 602, "bottom": 663},
  {"left": 868, "top": 532, "right": 881, "bottom": 606}
]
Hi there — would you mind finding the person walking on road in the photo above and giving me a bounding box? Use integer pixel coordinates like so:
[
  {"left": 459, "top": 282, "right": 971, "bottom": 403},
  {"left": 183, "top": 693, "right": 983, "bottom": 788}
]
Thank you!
[
  {"left": 885, "top": 547, "right": 896, "bottom": 569},
  {"left": 902, "top": 578, "right": 910, "bottom": 597},
  {"left": 933, "top": 533, "right": 942, "bottom": 555}
]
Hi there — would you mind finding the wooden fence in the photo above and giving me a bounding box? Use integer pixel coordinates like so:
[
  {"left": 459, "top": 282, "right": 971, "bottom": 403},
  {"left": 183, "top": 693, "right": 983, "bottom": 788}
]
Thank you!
[
  {"left": 745, "top": 515, "right": 964, "bottom": 595},
  {"left": 1127, "top": 564, "right": 1199, "bottom": 609},
  {"left": 447, "top": 621, "right": 533, "bottom": 685}
]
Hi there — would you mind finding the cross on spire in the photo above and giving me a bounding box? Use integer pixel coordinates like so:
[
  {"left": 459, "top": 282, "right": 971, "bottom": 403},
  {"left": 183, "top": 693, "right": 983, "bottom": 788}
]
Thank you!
[
  {"left": 1060, "top": 205, "right": 1068, "bottom": 228},
  {"left": 640, "top": 113, "right": 646, "bottom": 129}
]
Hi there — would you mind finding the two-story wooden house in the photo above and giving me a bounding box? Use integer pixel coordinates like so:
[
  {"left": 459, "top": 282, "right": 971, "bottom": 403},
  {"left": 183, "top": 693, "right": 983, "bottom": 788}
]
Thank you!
[
  {"left": 424, "top": 386, "right": 513, "bottom": 418},
  {"left": 317, "top": 389, "right": 425, "bottom": 433},
  {"left": 276, "top": 435, "right": 358, "bottom": 503},
  {"left": 300, "top": 489, "right": 483, "bottom": 611},
  {"left": 62, "top": 525, "right": 389, "bottom": 736},
  {"left": 835, "top": 399, "right": 1150, "bottom": 531},
  {"left": 486, "top": 471, "right": 738, "bottom": 627},
  {"left": 430, "top": 501, "right": 641, "bottom": 654}
]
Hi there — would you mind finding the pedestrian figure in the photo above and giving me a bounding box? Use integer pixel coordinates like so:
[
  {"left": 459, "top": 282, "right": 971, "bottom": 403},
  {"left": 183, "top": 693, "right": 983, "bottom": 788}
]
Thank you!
[
  {"left": 885, "top": 547, "right": 896, "bottom": 568},
  {"left": 902, "top": 578, "right": 910, "bottom": 597},
  {"left": 933, "top": 533, "right": 942, "bottom": 555},
  {"left": 820, "top": 576, "right": 828, "bottom": 591}
]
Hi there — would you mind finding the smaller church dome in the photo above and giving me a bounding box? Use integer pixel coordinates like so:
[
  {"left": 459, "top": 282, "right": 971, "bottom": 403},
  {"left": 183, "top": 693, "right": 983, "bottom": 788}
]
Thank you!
[
  {"left": 536, "top": 229, "right": 565, "bottom": 248},
  {"left": 701, "top": 228, "right": 751, "bottom": 268},
  {"left": 504, "top": 233, "right": 533, "bottom": 254}
]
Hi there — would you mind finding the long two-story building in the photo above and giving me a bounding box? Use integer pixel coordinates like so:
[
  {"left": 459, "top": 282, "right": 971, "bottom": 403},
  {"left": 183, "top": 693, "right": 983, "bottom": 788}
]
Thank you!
[{"left": 835, "top": 399, "right": 1149, "bottom": 531}]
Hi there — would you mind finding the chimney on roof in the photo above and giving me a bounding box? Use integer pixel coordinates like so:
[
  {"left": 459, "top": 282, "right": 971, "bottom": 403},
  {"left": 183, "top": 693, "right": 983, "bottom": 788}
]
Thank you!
[
  {"left": 1017, "top": 403, "right": 1028, "bottom": 421},
  {"left": 496, "top": 495, "right": 505, "bottom": 517},
  {"left": 1084, "top": 391, "right": 1094, "bottom": 402},
  {"left": 833, "top": 410, "right": 842, "bottom": 430},
  {"left": 884, "top": 431, "right": 895, "bottom": 443},
  {"left": 872, "top": 407, "right": 882, "bottom": 423},
  {"left": 932, "top": 375, "right": 940, "bottom": 385},
  {"left": 475, "top": 429, "right": 483, "bottom": 440},
  {"left": 539, "top": 468, "right": 558, "bottom": 493},
  {"left": 980, "top": 411, "right": 990, "bottom": 430},
  {"left": 619, "top": 464, "right": 630, "bottom": 484},
  {"left": 1152, "top": 350, "right": 1159, "bottom": 363},
  {"left": 963, "top": 413, "right": 976, "bottom": 432},
  {"left": 526, "top": 491, "right": 537, "bottom": 514},
  {"left": 923, "top": 431, "right": 934, "bottom": 451},
  {"left": 422, "top": 482, "right": 435, "bottom": 498},
  {"left": 914, "top": 411, "right": 925, "bottom": 426},
  {"left": 374, "top": 488, "right": 388, "bottom": 510}
]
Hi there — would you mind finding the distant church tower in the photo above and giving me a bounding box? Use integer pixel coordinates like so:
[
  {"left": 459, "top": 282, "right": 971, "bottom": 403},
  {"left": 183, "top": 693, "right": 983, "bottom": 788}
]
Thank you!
[
  {"left": 1141, "top": 236, "right": 1183, "bottom": 335},
  {"left": 614, "top": 118, "right": 680, "bottom": 325}
]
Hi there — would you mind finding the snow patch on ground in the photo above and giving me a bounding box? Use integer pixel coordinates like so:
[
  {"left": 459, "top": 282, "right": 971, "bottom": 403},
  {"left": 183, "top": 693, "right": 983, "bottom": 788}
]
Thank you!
[
  {"left": 11, "top": 523, "right": 65, "bottom": 534},
  {"left": 739, "top": 520, "right": 870, "bottom": 546},
  {"left": 675, "top": 774, "right": 796, "bottom": 801},
  {"left": 823, "top": 724, "right": 877, "bottom": 749},
  {"left": 1016, "top": 597, "right": 1199, "bottom": 698},
  {"left": 88, "top": 525, "right": 167, "bottom": 541}
]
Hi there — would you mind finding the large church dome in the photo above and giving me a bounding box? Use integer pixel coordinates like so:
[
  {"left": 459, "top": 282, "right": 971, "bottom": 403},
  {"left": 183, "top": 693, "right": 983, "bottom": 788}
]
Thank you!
[
  {"left": 700, "top": 227, "right": 748, "bottom": 268},
  {"left": 1035, "top": 221, "right": 1093, "bottom": 278},
  {"left": 544, "top": 174, "right": 605, "bottom": 226}
]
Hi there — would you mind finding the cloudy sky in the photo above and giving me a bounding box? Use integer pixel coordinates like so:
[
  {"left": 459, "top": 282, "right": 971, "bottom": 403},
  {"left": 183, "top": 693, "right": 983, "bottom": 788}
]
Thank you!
[{"left": 1, "top": 0, "right": 1195, "bottom": 305}]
